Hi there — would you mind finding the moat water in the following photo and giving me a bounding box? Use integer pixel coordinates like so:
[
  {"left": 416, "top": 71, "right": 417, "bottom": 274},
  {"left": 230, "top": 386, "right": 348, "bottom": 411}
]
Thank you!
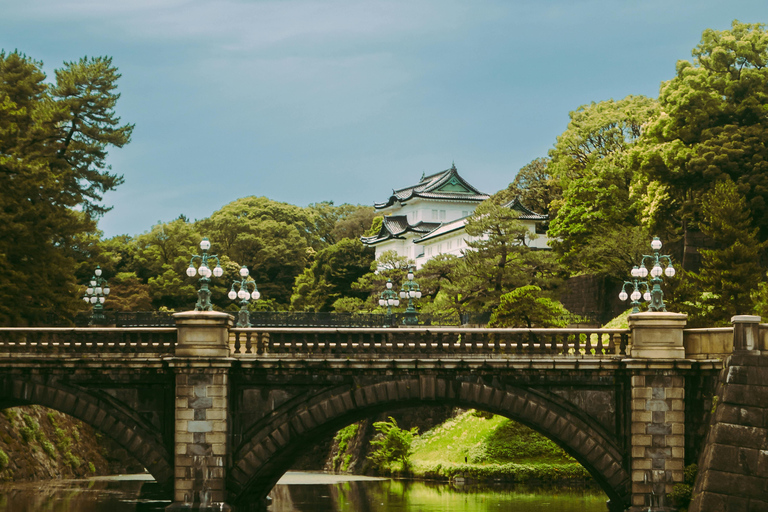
[{"left": 0, "top": 472, "right": 608, "bottom": 511}]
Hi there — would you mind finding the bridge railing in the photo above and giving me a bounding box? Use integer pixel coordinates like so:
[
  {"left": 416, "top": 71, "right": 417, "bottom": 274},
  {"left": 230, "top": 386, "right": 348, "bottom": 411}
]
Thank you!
[
  {"left": 0, "top": 328, "right": 176, "bottom": 355},
  {"left": 229, "top": 327, "right": 630, "bottom": 357}
]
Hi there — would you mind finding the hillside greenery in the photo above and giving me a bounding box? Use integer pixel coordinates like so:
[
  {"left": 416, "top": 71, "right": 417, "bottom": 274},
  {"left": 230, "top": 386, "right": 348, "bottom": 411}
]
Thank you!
[{"left": 369, "top": 410, "right": 589, "bottom": 482}]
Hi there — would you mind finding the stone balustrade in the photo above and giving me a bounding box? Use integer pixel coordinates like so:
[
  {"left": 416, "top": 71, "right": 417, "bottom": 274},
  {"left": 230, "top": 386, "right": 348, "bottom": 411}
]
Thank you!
[{"left": 0, "top": 327, "right": 176, "bottom": 355}]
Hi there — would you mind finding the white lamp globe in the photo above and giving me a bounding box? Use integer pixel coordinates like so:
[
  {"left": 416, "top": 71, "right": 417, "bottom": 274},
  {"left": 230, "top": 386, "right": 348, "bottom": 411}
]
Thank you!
[
  {"left": 86, "top": 287, "right": 94, "bottom": 295},
  {"left": 98, "top": 296, "right": 105, "bottom": 304},
  {"left": 651, "top": 238, "right": 662, "bottom": 250},
  {"left": 228, "top": 290, "right": 237, "bottom": 301},
  {"left": 90, "top": 296, "right": 98, "bottom": 304},
  {"left": 186, "top": 266, "right": 196, "bottom": 277},
  {"left": 388, "top": 298, "right": 394, "bottom": 306},
  {"left": 416, "top": 291, "right": 422, "bottom": 299},
  {"left": 90, "top": 279, "right": 97, "bottom": 287},
  {"left": 631, "top": 267, "right": 639, "bottom": 278},
  {"left": 379, "top": 299, "right": 386, "bottom": 306},
  {"left": 251, "top": 290, "right": 260, "bottom": 300},
  {"left": 407, "top": 272, "right": 414, "bottom": 281},
  {"left": 386, "top": 281, "right": 392, "bottom": 289},
  {"left": 198, "top": 265, "right": 210, "bottom": 277},
  {"left": 409, "top": 290, "right": 416, "bottom": 298},
  {"left": 619, "top": 290, "right": 628, "bottom": 301},
  {"left": 651, "top": 265, "right": 663, "bottom": 278},
  {"left": 631, "top": 290, "right": 641, "bottom": 301},
  {"left": 238, "top": 289, "right": 248, "bottom": 300},
  {"left": 643, "top": 292, "right": 652, "bottom": 302},
  {"left": 394, "top": 299, "right": 400, "bottom": 307},
  {"left": 400, "top": 291, "right": 406, "bottom": 299},
  {"left": 200, "top": 238, "right": 211, "bottom": 251},
  {"left": 95, "top": 268, "right": 102, "bottom": 277},
  {"left": 638, "top": 266, "right": 648, "bottom": 278},
  {"left": 83, "top": 296, "right": 90, "bottom": 303},
  {"left": 95, "top": 287, "right": 102, "bottom": 295},
  {"left": 240, "top": 266, "right": 249, "bottom": 277},
  {"left": 665, "top": 266, "right": 676, "bottom": 277},
  {"left": 103, "top": 287, "right": 110, "bottom": 295}
]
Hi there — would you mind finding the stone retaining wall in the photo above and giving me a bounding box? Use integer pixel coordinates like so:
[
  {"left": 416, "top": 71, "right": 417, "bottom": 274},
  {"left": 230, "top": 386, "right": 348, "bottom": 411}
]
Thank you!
[{"left": 690, "top": 351, "right": 768, "bottom": 511}]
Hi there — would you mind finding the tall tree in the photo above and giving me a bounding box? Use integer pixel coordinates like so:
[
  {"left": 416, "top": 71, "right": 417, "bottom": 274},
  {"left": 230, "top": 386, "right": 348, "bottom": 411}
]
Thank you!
[
  {"left": 547, "top": 95, "right": 658, "bottom": 276},
  {"left": 691, "top": 179, "right": 766, "bottom": 324},
  {"left": 633, "top": 21, "right": 768, "bottom": 251},
  {"left": 290, "top": 238, "right": 374, "bottom": 312},
  {"left": 500, "top": 157, "right": 559, "bottom": 215},
  {"left": 0, "top": 52, "right": 132, "bottom": 324}
]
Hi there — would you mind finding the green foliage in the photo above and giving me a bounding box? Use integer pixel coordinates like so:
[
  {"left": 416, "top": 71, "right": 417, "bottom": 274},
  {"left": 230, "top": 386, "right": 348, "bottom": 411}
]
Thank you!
[
  {"left": 332, "top": 423, "right": 359, "bottom": 471},
  {"left": 368, "top": 417, "right": 418, "bottom": 472},
  {"left": 467, "top": 419, "right": 572, "bottom": 463},
  {"left": 88, "top": 461, "right": 96, "bottom": 474},
  {"left": 308, "top": 202, "right": 375, "bottom": 245},
  {"left": 46, "top": 412, "right": 58, "bottom": 428},
  {"left": 489, "top": 285, "right": 572, "bottom": 328},
  {"left": 690, "top": 180, "right": 766, "bottom": 323},
  {"left": 41, "top": 439, "right": 57, "bottom": 459},
  {"left": 500, "top": 157, "right": 560, "bottom": 215},
  {"left": 0, "top": 52, "right": 132, "bottom": 325},
  {"left": 635, "top": 21, "right": 768, "bottom": 242},
  {"left": 291, "top": 238, "right": 374, "bottom": 312},
  {"left": 667, "top": 464, "right": 698, "bottom": 511},
  {"left": 2, "top": 409, "right": 16, "bottom": 424},
  {"left": 0, "top": 449, "right": 8, "bottom": 469},
  {"left": 547, "top": 95, "right": 658, "bottom": 276}
]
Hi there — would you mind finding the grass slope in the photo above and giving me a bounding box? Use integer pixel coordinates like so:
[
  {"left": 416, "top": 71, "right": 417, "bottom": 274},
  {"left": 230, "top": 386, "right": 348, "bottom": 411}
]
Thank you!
[{"left": 408, "top": 410, "right": 590, "bottom": 483}]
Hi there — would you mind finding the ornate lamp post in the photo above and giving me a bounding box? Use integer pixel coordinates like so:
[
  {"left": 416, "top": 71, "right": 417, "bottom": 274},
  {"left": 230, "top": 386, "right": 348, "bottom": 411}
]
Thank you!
[
  {"left": 228, "top": 266, "right": 261, "bottom": 327},
  {"left": 378, "top": 279, "right": 400, "bottom": 316},
  {"left": 185, "top": 237, "right": 224, "bottom": 311},
  {"left": 83, "top": 266, "right": 110, "bottom": 325},
  {"left": 620, "top": 236, "right": 676, "bottom": 312},
  {"left": 399, "top": 267, "right": 422, "bottom": 325},
  {"left": 619, "top": 267, "right": 652, "bottom": 314}
]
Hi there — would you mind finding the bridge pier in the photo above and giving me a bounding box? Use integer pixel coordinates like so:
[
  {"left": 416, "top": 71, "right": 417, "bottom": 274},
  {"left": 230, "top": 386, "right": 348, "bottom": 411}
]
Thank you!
[
  {"left": 167, "top": 311, "right": 234, "bottom": 511},
  {"left": 627, "top": 312, "right": 688, "bottom": 511}
]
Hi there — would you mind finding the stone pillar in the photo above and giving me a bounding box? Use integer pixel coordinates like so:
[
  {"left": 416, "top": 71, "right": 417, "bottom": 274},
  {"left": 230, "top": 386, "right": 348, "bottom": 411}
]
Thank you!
[
  {"left": 731, "top": 314, "right": 761, "bottom": 353},
  {"left": 627, "top": 312, "right": 689, "bottom": 511},
  {"left": 167, "top": 311, "right": 234, "bottom": 512}
]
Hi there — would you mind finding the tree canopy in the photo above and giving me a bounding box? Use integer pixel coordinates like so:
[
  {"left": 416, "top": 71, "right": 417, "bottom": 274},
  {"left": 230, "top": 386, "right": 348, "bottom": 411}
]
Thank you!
[{"left": 0, "top": 52, "right": 132, "bottom": 324}]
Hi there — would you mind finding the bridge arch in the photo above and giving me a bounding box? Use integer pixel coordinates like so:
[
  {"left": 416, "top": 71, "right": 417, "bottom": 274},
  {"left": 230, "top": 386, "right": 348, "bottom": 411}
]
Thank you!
[
  {"left": 0, "top": 374, "right": 173, "bottom": 486},
  {"left": 229, "top": 375, "right": 630, "bottom": 509}
]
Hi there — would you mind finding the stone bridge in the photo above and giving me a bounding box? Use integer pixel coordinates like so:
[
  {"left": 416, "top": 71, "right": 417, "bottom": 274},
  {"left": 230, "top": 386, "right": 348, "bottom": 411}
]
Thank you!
[{"left": 0, "top": 312, "right": 750, "bottom": 511}]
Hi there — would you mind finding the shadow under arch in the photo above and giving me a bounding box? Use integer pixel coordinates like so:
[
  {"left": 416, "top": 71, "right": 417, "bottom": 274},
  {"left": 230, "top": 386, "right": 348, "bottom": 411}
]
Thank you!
[
  {"left": 0, "top": 374, "right": 173, "bottom": 486},
  {"left": 230, "top": 376, "right": 630, "bottom": 510}
]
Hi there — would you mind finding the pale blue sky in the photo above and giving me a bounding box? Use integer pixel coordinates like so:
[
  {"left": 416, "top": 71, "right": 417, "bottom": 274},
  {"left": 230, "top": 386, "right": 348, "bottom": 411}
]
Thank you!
[{"left": 2, "top": 1, "right": 766, "bottom": 238}]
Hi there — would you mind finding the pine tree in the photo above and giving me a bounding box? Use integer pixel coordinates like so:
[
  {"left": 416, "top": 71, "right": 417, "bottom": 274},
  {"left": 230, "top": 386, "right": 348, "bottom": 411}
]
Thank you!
[{"left": 695, "top": 179, "right": 766, "bottom": 324}]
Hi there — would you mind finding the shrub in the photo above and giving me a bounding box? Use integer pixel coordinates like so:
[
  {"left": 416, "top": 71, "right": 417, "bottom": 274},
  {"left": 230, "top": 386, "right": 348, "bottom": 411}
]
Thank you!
[
  {"left": 332, "top": 424, "right": 359, "bottom": 471},
  {"left": 0, "top": 449, "right": 8, "bottom": 469},
  {"left": 88, "top": 462, "right": 96, "bottom": 474},
  {"left": 367, "top": 417, "right": 418, "bottom": 473},
  {"left": 2, "top": 409, "right": 16, "bottom": 424},
  {"left": 41, "top": 440, "right": 57, "bottom": 459}
]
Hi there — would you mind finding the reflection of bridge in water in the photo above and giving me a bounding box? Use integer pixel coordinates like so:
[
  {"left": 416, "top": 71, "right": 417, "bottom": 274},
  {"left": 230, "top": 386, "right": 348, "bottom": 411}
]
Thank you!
[{"left": 0, "top": 311, "right": 753, "bottom": 511}]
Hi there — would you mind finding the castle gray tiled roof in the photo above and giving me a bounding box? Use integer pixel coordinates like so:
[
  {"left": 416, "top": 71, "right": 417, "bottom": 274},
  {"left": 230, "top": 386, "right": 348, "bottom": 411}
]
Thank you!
[
  {"left": 374, "top": 164, "right": 490, "bottom": 210},
  {"left": 360, "top": 216, "right": 441, "bottom": 245}
]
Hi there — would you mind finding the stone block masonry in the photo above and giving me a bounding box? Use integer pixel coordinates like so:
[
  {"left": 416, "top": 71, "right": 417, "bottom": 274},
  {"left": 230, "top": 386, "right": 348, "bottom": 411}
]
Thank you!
[
  {"left": 171, "top": 364, "right": 232, "bottom": 509},
  {"left": 690, "top": 349, "right": 768, "bottom": 511},
  {"left": 629, "top": 372, "right": 686, "bottom": 510}
]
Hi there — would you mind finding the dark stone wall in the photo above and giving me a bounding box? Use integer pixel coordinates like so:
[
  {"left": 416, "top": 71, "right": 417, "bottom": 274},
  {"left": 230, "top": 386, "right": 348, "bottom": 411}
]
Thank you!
[
  {"left": 689, "top": 353, "right": 768, "bottom": 511},
  {"left": 559, "top": 275, "right": 625, "bottom": 325}
]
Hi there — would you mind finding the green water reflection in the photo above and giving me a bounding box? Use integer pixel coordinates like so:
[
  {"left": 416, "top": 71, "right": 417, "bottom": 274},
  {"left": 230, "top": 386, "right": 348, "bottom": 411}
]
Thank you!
[
  {"left": 0, "top": 473, "right": 607, "bottom": 512},
  {"left": 269, "top": 474, "right": 608, "bottom": 512}
]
